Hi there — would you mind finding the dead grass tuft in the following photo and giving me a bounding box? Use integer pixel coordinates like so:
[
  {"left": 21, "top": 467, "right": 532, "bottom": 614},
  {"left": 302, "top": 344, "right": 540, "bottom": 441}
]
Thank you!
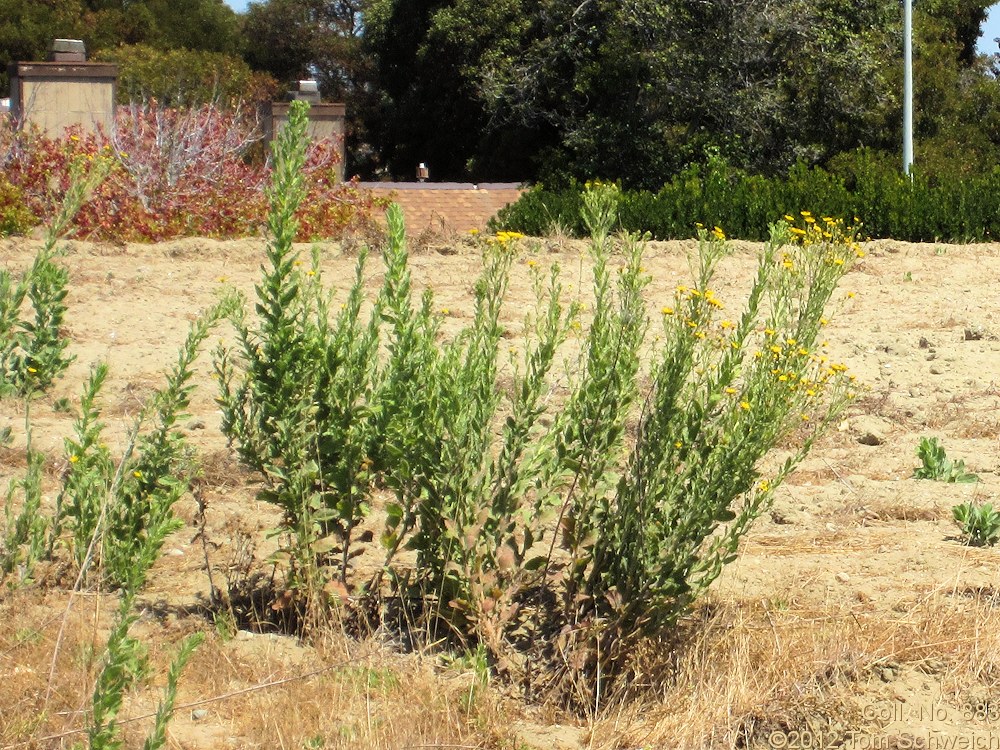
[{"left": 595, "top": 589, "right": 1000, "bottom": 749}]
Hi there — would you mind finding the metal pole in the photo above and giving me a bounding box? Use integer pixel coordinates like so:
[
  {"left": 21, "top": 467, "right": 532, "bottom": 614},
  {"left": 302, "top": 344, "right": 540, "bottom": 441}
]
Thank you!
[{"left": 903, "top": 0, "right": 913, "bottom": 175}]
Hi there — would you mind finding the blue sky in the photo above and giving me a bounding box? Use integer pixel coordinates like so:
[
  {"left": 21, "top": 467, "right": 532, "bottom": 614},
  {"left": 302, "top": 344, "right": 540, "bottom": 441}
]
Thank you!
[
  {"left": 220, "top": 0, "right": 1000, "bottom": 55},
  {"left": 982, "top": 4, "right": 1000, "bottom": 55}
]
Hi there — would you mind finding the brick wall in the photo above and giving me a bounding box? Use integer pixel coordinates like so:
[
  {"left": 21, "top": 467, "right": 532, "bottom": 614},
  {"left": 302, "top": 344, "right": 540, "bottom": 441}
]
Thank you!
[{"left": 361, "top": 183, "right": 525, "bottom": 235}]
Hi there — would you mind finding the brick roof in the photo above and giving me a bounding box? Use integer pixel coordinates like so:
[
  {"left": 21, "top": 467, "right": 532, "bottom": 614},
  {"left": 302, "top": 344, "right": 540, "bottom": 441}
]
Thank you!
[{"left": 361, "top": 183, "right": 525, "bottom": 235}]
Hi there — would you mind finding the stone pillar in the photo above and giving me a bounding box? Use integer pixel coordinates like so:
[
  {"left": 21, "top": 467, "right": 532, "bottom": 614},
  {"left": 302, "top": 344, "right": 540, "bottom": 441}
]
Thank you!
[
  {"left": 260, "top": 81, "right": 346, "bottom": 183},
  {"left": 9, "top": 40, "right": 117, "bottom": 138}
]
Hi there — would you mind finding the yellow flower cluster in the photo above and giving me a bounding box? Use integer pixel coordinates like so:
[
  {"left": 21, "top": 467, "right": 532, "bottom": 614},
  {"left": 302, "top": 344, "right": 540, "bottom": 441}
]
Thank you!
[
  {"left": 694, "top": 222, "right": 726, "bottom": 241},
  {"left": 783, "top": 212, "right": 865, "bottom": 258},
  {"left": 473, "top": 229, "right": 525, "bottom": 248}
]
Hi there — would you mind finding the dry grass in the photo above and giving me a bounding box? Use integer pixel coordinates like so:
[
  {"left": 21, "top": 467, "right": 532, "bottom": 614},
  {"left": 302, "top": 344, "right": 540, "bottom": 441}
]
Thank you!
[
  {"left": 6, "top": 578, "right": 1000, "bottom": 749},
  {"left": 593, "top": 589, "right": 1000, "bottom": 750},
  {"left": 0, "top": 588, "right": 520, "bottom": 750},
  {"left": 8, "top": 237, "right": 1000, "bottom": 748}
]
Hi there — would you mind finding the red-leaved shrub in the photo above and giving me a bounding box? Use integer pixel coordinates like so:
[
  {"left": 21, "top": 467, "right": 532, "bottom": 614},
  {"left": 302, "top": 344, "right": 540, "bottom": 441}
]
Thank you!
[{"left": 0, "top": 103, "right": 383, "bottom": 242}]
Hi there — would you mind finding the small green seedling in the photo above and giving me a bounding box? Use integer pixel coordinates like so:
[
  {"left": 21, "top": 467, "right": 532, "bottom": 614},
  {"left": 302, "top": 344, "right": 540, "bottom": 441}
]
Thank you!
[
  {"left": 913, "top": 437, "right": 978, "bottom": 483},
  {"left": 953, "top": 502, "right": 1000, "bottom": 546}
]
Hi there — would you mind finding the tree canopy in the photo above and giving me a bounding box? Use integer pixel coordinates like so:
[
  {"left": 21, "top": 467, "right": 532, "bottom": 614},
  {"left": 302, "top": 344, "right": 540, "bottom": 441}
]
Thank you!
[
  {"left": 361, "top": 0, "right": 999, "bottom": 185},
  {"left": 2, "top": 0, "right": 998, "bottom": 185}
]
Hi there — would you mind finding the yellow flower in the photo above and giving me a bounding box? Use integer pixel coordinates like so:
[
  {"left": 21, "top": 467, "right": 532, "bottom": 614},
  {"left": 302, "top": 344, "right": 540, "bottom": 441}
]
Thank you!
[
  {"left": 739, "top": 400, "right": 751, "bottom": 411},
  {"left": 783, "top": 214, "right": 795, "bottom": 222},
  {"left": 440, "top": 308, "right": 450, "bottom": 315},
  {"left": 661, "top": 306, "right": 674, "bottom": 315},
  {"left": 468, "top": 228, "right": 480, "bottom": 235},
  {"left": 527, "top": 259, "right": 537, "bottom": 268},
  {"left": 719, "top": 319, "right": 733, "bottom": 329},
  {"left": 759, "top": 479, "right": 771, "bottom": 492},
  {"left": 674, "top": 440, "right": 683, "bottom": 449},
  {"left": 712, "top": 226, "right": 726, "bottom": 241},
  {"left": 133, "top": 470, "right": 143, "bottom": 478},
  {"left": 725, "top": 387, "right": 737, "bottom": 394},
  {"left": 69, "top": 455, "right": 79, "bottom": 464}
]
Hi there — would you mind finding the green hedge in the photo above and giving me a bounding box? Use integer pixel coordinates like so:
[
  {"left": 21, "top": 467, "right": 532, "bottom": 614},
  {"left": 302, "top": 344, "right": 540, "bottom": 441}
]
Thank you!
[{"left": 492, "top": 154, "right": 1000, "bottom": 242}]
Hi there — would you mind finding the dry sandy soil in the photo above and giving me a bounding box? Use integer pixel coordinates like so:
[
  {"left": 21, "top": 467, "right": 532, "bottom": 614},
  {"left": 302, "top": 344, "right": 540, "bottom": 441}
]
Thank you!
[{"left": 3, "top": 232, "right": 1000, "bottom": 749}]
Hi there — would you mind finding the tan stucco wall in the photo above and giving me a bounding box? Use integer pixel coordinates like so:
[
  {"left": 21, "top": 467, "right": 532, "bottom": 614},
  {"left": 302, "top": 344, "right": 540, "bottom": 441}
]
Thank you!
[
  {"left": 20, "top": 78, "right": 115, "bottom": 137},
  {"left": 263, "top": 102, "right": 346, "bottom": 183}
]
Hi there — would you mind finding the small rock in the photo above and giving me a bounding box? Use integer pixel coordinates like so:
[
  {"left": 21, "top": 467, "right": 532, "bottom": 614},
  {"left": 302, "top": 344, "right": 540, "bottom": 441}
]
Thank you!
[
  {"left": 191, "top": 709, "right": 208, "bottom": 721},
  {"left": 964, "top": 327, "right": 985, "bottom": 341},
  {"left": 929, "top": 364, "right": 944, "bottom": 375},
  {"left": 880, "top": 667, "right": 895, "bottom": 682},
  {"left": 836, "top": 572, "right": 850, "bottom": 583},
  {"left": 919, "top": 336, "right": 931, "bottom": 349},
  {"left": 851, "top": 415, "right": 891, "bottom": 445},
  {"left": 770, "top": 509, "right": 793, "bottom": 525},
  {"left": 852, "top": 416, "right": 890, "bottom": 446},
  {"left": 167, "top": 548, "right": 184, "bottom": 557},
  {"left": 187, "top": 419, "right": 206, "bottom": 431}
]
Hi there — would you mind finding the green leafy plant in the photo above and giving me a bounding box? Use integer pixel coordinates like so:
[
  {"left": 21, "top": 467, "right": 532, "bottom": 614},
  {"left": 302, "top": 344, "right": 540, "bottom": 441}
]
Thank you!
[
  {"left": 1, "top": 301, "right": 230, "bottom": 590},
  {"left": 217, "top": 100, "right": 382, "bottom": 600},
  {"left": 0, "top": 155, "right": 110, "bottom": 397},
  {"left": 493, "top": 153, "right": 1000, "bottom": 243},
  {"left": 374, "top": 210, "right": 574, "bottom": 630},
  {"left": 0, "top": 294, "right": 218, "bottom": 750},
  {"left": 913, "top": 437, "right": 979, "bottom": 483},
  {"left": 1, "top": 447, "right": 47, "bottom": 584},
  {"left": 953, "top": 501, "right": 1000, "bottom": 546},
  {"left": 220, "top": 164, "right": 859, "bottom": 703}
]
